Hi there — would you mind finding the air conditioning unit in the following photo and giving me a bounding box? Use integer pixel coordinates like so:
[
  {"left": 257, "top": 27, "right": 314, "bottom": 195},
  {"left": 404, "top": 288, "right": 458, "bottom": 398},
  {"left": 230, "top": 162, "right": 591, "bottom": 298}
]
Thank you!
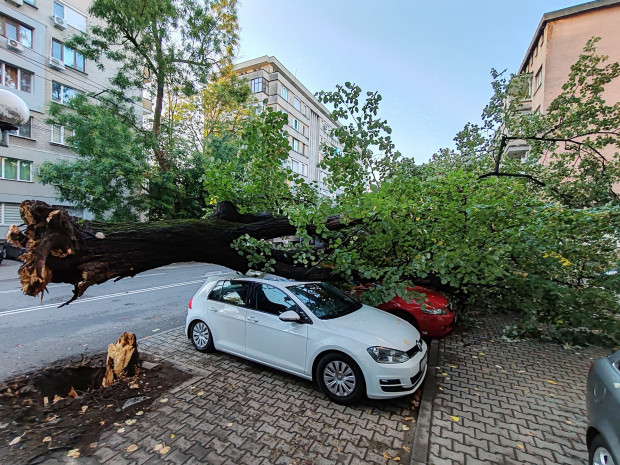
[
  {"left": 6, "top": 0, "right": 24, "bottom": 6},
  {"left": 51, "top": 15, "right": 66, "bottom": 30},
  {"left": 6, "top": 37, "right": 23, "bottom": 52},
  {"left": 49, "top": 56, "right": 65, "bottom": 71}
]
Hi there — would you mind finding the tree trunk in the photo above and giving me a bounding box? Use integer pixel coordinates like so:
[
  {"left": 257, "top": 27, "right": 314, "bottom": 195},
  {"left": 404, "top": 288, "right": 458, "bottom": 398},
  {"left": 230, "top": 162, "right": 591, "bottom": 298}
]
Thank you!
[{"left": 6, "top": 200, "right": 350, "bottom": 306}]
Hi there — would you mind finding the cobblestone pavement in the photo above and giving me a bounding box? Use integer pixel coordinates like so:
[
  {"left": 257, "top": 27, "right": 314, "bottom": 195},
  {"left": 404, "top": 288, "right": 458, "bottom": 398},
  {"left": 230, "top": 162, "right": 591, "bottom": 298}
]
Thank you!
[
  {"left": 90, "top": 327, "right": 418, "bottom": 465},
  {"left": 425, "top": 315, "right": 609, "bottom": 465}
]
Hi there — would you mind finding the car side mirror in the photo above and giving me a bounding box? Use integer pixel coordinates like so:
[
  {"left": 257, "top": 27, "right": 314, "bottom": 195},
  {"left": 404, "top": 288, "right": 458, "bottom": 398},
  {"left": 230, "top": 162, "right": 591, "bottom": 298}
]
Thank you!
[{"left": 279, "top": 310, "right": 301, "bottom": 322}]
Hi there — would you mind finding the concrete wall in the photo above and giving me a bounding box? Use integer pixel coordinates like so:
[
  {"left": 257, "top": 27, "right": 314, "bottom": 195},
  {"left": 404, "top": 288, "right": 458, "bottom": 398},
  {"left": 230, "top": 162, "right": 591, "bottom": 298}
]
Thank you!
[{"left": 521, "top": 2, "right": 620, "bottom": 193}]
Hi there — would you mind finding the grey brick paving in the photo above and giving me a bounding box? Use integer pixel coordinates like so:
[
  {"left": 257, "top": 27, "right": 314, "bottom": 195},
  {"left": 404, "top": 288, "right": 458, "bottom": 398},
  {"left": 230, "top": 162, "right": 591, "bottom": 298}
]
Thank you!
[
  {"left": 90, "top": 327, "right": 417, "bottom": 464},
  {"left": 426, "top": 314, "right": 608, "bottom": 465}
]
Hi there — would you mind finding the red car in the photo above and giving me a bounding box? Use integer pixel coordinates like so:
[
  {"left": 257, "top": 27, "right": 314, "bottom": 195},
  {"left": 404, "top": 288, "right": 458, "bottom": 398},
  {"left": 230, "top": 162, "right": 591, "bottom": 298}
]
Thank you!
[{"left": 353, "top": 285, "right": 457, "bottom": 338}]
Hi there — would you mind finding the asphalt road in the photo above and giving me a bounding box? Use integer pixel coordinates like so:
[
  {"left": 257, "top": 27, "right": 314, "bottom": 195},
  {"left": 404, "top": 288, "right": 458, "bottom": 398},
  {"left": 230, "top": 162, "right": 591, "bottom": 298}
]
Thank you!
[{"left": 0, "top": 261, "right": 230, "bottom": 381}]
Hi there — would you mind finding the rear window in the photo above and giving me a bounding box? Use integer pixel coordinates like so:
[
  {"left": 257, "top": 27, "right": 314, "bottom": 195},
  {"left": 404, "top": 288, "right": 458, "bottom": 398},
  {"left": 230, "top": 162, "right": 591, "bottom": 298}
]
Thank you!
[{"left": 208, "top": 280, "right": 251, "bottom": 307}]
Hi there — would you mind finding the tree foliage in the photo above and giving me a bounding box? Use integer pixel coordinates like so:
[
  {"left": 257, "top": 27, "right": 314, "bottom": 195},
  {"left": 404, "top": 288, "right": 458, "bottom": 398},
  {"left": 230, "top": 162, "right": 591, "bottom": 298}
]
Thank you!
[
  {"left": 69, "top": 0, "right": 238, "bottom": 170},
  {"left": 29, "top": 33, "right": 620, "bottom": 346}
]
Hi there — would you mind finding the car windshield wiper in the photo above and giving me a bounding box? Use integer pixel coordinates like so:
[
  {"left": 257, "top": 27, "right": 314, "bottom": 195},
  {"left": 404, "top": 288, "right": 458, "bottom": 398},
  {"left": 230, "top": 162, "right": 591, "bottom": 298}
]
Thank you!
[{"left": 320, "top": 302, "right": 362, "bottom": 320}]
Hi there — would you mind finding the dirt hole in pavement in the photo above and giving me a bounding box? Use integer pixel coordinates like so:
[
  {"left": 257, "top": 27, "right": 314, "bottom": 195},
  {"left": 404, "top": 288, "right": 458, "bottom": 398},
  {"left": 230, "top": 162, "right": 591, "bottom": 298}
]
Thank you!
[{"left": 0, "top": 354, "right": 191, "bottom": 465}]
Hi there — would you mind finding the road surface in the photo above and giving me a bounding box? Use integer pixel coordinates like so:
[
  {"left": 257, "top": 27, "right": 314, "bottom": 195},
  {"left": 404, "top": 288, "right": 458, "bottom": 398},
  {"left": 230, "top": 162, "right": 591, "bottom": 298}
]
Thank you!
[{"left": 0, "top": 261, "right": 230, "bottom": 381}]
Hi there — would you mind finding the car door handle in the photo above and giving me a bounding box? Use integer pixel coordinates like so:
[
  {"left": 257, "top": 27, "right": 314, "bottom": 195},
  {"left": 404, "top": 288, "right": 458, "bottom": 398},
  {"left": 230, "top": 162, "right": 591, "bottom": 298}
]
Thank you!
[{"left": 247, "top": 316, "right": 258, "bottom": 323}]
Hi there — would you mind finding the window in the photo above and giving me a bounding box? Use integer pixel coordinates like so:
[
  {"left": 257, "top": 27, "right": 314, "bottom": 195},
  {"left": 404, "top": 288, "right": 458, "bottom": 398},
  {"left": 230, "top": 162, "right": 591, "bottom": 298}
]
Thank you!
[
  {"left": 293, "top": 97, "right": 301, "bottom": 111},
  {"left": 1, "top": 202, "right": 22, "bottom": 224},
  {"left": 52, "top": 39, "right": 85, "bottom": 72},
  {"left": 209, "top": 280, "right": 251, "bottom": 307},
  {"left": 51, "top": 124, "right": 73, "bottom": 145},
  {"left": 292, "top": 118, "right": 300, "bottom": 132},
  {"left": 290, "top": 158, "right": 308, "bottom": 177},
  {"left": 1, "top": 16, "right": 33, "bottom": 48},
  {"left": 53, "top": 1, "right": 87, "bottom": 32},
  {"left": 280, "top": 85, "right": 289, "bottom": 101},
  {"left": 1, "top": 157, "right": 32, "bottom": 181},
  {"left": 292, "top": 138, "right": 300, "bottom": 153},
  {"left": 23, "top": 0, "right": 36, "bottom": 5},
  {"left": 51, "top": 81, "right": 81, "bottom": 104},
  {"left": 288, "top": 283, "right": 362, "bottom": 320},
  {"left": 535, "top": 67, "right": 542, "bottom": 90},
  {"left": 9, "top": 117, "right": 32, "bottom": 139},
  {"left": 253, "top": 284, "right": 298, "bottom": 316},
  {"left": 250, "top": 77, "right": 267, "bottom": 94},
  {"left": 1, "top": 63, "right": 33, "bottom": 93},
  {"left": 302, "top": 125, "right": 308, "bottom": 137}
]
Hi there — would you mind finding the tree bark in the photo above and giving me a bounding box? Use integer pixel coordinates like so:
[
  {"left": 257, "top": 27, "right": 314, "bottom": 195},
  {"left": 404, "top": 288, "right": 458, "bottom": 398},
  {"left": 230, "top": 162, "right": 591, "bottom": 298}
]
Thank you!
[{"left": 6, "top": 200, "right": 351, "bottom": 306}]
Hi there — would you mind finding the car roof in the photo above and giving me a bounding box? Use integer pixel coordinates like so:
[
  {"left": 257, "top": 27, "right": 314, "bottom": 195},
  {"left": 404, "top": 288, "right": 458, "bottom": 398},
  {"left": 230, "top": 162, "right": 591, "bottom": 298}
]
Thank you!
[{"left": 203, "top": 271, "right": 316, "bottom": 287}]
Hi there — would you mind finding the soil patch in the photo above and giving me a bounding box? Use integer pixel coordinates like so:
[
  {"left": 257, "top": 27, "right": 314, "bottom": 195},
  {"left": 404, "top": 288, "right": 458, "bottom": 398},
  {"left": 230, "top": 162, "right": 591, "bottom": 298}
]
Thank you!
[{"left": 0, "top": 353, "right": 191, "bottom": 465}]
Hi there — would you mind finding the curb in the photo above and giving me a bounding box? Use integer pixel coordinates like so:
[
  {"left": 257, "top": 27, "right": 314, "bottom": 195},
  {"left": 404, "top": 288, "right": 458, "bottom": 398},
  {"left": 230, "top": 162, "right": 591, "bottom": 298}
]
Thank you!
[{"left": 410, "top": 338, "right": 439, "bottom": 465}]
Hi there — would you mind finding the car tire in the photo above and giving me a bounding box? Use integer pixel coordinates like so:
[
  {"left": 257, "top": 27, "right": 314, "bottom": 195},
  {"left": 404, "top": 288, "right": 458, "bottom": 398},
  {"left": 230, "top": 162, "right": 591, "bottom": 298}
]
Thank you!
[
  {"left": 190, "top": 320, "right": 215, "bottom": 353},
  {"left": 316, "top": 353, "right": 365, "bottom": 405},
  {"left": 589, "top": 434, "right": 618, "bottom": 465}
]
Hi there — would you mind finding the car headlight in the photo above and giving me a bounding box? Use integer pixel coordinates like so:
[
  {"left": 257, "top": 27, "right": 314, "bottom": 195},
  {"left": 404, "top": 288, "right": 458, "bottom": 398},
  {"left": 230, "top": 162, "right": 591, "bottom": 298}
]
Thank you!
[
  {"left": 367, "top": 346, "right": 409, "bottom": 364},
  {"left": 421, "top": 306, "right": 447, "bottom": 315}
]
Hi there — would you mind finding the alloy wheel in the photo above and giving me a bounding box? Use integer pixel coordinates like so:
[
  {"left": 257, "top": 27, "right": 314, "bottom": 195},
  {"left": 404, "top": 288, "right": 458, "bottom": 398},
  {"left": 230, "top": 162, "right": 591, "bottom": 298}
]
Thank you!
[
  {"left": 192, "top": 321, "right": 210, "bottom": 350},
  {"left": 323, "top": 360, "right": 356, "bottom": 397},
  {"left": 592, "top": 446, "right": 615, "bottom": 465}
]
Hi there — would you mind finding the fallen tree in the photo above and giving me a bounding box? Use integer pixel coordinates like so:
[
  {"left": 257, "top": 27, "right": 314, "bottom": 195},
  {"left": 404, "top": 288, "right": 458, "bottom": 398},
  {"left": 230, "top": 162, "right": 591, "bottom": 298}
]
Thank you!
[{"left": 6, "top": 200, "right": 352, "bottom": 306}]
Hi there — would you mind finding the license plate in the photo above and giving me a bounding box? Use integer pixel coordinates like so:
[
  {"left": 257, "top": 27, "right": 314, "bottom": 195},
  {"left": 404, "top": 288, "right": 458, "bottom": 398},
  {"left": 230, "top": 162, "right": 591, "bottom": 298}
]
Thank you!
[{"left": 420, "top": 353, "right": 428, "bottom": 372}]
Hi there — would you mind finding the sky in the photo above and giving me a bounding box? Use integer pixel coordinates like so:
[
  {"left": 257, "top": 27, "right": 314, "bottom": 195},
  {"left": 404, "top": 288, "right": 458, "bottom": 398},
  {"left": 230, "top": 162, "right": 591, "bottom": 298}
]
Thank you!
[{"left": 236, "top": 0, "right": 590, "bottom": 163}]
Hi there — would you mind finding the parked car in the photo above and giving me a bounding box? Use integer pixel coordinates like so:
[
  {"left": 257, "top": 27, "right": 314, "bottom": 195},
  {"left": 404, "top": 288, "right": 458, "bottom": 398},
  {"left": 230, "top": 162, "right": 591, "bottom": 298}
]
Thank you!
[
  {"left": 186, "top": 275, "right": 428, "bottom": 404},
  {"left": 352, "top": 284, "right": 456, "bottom": 338},
  {"left": 0, "top": 243, "right": 5, "bottom": 265},
  {"left": 2, "top": 242, "right": 25, "bottom": 260},
  {"left": 586, "top": 349, "right": 620, "bottom": 465}
]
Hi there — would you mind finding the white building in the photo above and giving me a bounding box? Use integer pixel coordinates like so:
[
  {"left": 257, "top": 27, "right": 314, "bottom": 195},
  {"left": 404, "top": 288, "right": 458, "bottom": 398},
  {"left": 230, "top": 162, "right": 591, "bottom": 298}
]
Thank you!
[
  {"left": 234, "top": 56, "right": 342, "bottom": 197},
  {"left": 0, "top": 0, "right": 131, "bottom": 239}
]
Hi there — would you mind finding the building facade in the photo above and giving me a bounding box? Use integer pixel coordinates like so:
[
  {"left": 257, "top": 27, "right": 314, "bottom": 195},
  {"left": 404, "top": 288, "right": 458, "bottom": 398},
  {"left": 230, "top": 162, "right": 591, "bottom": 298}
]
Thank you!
[
  {"left": 0, "top": 0, "right": 124, "bottom": 239},
  {"left": 508, "top": 0, "right": 620, "bottom": 163},
  {"left": 234, "top": 56, "right": 342, "bottom": 198}
]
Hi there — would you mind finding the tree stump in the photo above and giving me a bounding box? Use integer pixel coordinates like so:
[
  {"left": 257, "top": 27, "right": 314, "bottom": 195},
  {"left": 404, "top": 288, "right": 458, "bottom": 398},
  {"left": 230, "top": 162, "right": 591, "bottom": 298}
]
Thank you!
[{"left": 103, "top": 332, "right": 139, "bottom": 387}]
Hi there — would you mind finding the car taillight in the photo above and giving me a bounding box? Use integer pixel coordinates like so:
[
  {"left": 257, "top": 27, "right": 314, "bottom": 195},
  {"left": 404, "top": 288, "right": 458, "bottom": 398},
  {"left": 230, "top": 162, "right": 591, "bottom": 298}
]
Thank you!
[
  {"left": 588, "top": 362, "right": 594, "bottom": 374},
  {"left": 188, "top": 298, "right": 193, "bottom": 309}
]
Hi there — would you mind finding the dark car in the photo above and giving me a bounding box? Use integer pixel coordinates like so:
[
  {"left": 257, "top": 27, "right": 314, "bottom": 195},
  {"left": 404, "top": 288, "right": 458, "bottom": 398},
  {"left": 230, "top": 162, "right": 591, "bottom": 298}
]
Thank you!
[
  {"left": 2, "top": 242, "right": 25, "bottom": 260},
  {"left": 586, "top": 349, "right": 620, "bottom": 465}
]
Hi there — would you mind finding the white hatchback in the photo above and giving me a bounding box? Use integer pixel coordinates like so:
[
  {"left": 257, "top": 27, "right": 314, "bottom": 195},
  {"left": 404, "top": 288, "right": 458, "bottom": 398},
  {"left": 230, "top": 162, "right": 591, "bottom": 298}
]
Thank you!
[{"left": 185, "top": 274, "right": 428, "bottom": 404}]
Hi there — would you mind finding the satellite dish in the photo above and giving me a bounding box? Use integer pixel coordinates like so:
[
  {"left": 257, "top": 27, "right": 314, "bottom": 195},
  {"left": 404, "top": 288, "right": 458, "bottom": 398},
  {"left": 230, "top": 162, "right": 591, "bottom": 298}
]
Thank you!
[
  {"left": 0, "top": 88, "right": 29, "bottom": 130},
  {"left": 0, "top": 89, "right": 29, "bottom": 147}
]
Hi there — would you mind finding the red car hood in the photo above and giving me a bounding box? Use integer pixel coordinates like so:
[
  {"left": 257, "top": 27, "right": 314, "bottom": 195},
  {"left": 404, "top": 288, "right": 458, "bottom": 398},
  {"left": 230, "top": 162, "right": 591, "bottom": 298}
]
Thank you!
[
  {"left": 353, "top": 284, "right": 449, "bottom": 310},
  {"left": 407, "top": 286, "right": 449, "bottom": 309}
]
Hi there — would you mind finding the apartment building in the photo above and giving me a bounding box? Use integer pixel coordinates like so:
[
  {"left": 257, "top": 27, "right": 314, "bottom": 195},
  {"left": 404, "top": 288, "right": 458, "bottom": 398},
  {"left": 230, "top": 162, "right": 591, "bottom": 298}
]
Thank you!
[
  {"left": 507, "top": 0, "right": 620, "bottom": 160},
  {"left": 234, "top": 56, "right": 342, "bottom": 197},
  {"left": 0, "top": 0, "right": 124, "bottom": 239}
]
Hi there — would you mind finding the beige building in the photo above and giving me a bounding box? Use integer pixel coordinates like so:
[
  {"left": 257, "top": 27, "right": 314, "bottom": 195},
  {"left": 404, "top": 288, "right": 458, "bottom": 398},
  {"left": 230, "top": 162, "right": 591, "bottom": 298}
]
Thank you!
[
  {"left": 234, "top": 56, "right": 342, "bottom": 197},
  {"left": 508, "top": 0, "right": 620, "bottom": 164},
  {"left": 0, "top": 0, "right": 127, "bottom": 239}
]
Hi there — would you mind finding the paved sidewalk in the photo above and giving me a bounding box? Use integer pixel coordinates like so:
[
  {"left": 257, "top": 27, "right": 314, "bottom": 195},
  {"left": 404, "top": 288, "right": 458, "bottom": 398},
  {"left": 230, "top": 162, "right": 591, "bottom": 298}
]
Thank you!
[
  {"left": 422, "top": 315, "right": 608, "bottom": 465},
  {"left": 91, "top": 327, "right": 418, "bottom": 465},
  {"left": 22, "top": 308, "right": 612, "bottom": 464}
]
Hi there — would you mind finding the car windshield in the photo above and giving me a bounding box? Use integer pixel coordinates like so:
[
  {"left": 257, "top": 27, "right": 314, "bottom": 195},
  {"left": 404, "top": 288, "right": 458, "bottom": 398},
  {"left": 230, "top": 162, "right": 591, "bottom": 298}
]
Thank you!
[{"left": 287, "top": 282, "right": 362, "bottom": 320}]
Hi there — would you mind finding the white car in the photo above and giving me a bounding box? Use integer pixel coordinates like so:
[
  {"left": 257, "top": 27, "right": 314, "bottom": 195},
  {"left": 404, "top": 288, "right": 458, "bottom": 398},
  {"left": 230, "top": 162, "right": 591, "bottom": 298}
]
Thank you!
[{"left": 185, "top": 274, "right": 428, "bottom": 404}]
